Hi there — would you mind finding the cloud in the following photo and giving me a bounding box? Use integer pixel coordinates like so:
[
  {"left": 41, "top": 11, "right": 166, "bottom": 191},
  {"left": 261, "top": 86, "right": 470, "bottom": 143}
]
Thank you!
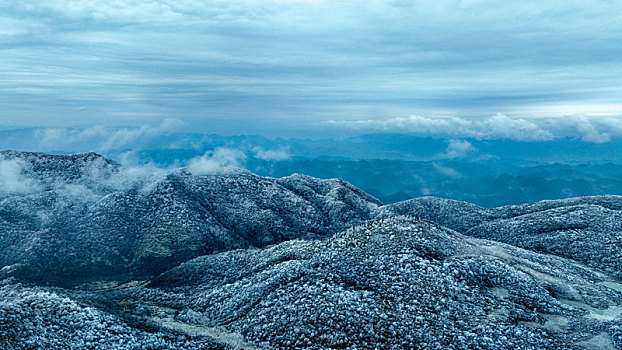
[
  {"left": 252, "top": 146, "right": 291, "bottom": 161},
  {"left": 35, "top": 118, "right": 185, "bottom": 151},
  {"left": 325, "top": 114, "right": 552, "bottom": 141},
  {"left": 186, "top": 148, "right": 247, "bottom": 175},
  {"left": 98, "top": 118, "right": 185, "bottom": 150},
  {"left": 480, "top": 114, "right": 553, "bottom": 141},
  {"left": 433, "top": 163, "right": 462, "bottom": 178},
  {"left": 0, "top": 158, "right": 40, "bottom": 195},
  {"left": 85, "top": 154, "right": 172, "bottom": 194},
  {"left": 441, "top": 140, "right": 477, "bottom": 159},
  {"left": 572, "top": 116, "right": 611, "bottom": 143},
  {"left": 0, "top": 149, "right": 175, "bottom": 201},
  {"left": 1, "top": 1, "right": 621, "bottom": 136},
  {"left": 325, "top": 113, "right": 622, "bottom": 142}
]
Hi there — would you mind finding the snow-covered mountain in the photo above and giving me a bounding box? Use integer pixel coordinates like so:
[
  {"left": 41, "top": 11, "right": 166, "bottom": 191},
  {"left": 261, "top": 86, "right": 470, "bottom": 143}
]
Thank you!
[
  {"left": 147, "top": 216, "right": 621, "bottom": 349},
  {"left": 0, "top": 152, "right": 620, "bottom": 349},
  {"left": 381, "top": 196, "right": 622, "bottom": 280},
  {"left": 0, "top": 151, "right": 380, "bottom": 285}
]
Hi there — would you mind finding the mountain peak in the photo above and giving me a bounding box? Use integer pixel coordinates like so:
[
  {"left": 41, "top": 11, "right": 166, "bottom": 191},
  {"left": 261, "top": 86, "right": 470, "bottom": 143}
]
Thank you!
[{"left": 0, "top": 152, "right": 381, "bottom": 285}]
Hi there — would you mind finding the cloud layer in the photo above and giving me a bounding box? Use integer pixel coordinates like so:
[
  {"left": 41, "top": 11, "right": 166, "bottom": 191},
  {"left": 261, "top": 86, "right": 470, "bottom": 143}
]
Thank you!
[
  {"left": 34, "top": 118, "right": 185, "bottom": 151},
  {"left": 0, "top": 0, "right": 621, "bottom": 136},
  {"left": 326, "top": 114, "right": 622, "bottom": 142}
]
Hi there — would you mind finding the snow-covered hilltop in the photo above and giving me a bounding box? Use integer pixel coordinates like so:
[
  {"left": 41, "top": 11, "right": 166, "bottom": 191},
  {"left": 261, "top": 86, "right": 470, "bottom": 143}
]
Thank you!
[
  {"left": 0, "top": 152, "right": 621, "bottom": 349},
  {"left": 0, "top": 151, "right": 380, "bottom": 285},
  {"left": 381, "top": 195, "right": 622, "bottom": 280}
]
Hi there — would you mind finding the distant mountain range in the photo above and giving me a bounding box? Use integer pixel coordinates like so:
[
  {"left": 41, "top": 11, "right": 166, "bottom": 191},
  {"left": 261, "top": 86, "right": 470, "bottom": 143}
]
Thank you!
[
  {"left": 2, "top": 128, "right": 622, "bottom": 208},
  {"left": 0, "top": 151, "right": 620, "bottom": 349},
  {"left": 3, "top": 128, "right": 622, "bottom": 163},
  {"left": 245, "top": 158, "right": 622, "bottom": 207}
]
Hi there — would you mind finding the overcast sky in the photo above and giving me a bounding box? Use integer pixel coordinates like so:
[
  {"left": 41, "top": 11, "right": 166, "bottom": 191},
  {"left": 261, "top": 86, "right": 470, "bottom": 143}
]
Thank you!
[{"left": 1, "top": 0, "right": 621, "bottom": 139}]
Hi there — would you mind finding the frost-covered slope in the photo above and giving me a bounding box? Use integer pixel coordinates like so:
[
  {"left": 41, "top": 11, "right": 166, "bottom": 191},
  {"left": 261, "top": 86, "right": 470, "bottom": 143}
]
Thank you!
[
  {"left": 145, "top": 217, "right": 622, "bottom": 349},
  {"left": 0, "top": 280, "right": 225, "bottom": 350},
  {"left": 2, "top": 151, "right": 622, "bottom": 349},
  {"left": 4, "top": 217, "right": 620, "bottom": 349},
  {"left": 0, "top": 151, "right": 380, "bottom": 285},
  {"left": 0, "top": 150, "right": 118, "bottom": 184},
  {"left": 381, "top": 195, "right": 622, "bottom": 280}
]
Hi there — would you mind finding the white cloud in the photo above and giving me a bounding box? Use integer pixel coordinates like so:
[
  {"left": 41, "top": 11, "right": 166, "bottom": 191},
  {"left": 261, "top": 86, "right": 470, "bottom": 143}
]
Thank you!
[
  {"left": 99, "top": 118, "right": 185, "bottom": 150},
  {"left": 480, "top": 114, "right": 554, "bottom": 141},
  {"left": 35, "top": 118, "right": 185, "bottom": 151},
  {"left": 186, "top": 148, "right": 247, "bottom": 175},
  {"left": 0, "top": 158, "right": 40, "bottom": 195},
  {"left": 441, "top": 139, "right": 477, "bottom": 159},
  {"left": 326, "top": 115, "right": 451, "bottom": 135},
  {"left": 433, "top": 163, "right": 462, "bottom": 178},
  {"left": 325, "top": 113, "right": 622, "bottom": 142},
  {"left": 252, "top": 146, "right": 290, "bottom": 161},
  {"left": 571, "top": 116, "right": 612, "bottom": 143},
  {"left": 325, "top": 114, "right": 555, "bottom": 141},
  {"left": 82, "top": 154, "right": 172, "bottom": 194}
]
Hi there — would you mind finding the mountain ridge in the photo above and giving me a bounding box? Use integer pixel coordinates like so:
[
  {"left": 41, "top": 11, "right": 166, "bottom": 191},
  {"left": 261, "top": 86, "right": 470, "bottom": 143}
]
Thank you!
[
  {"left": 1, "top": 151, "right": 621, "bottom": 349},
  {"left": 0, "top": 151, "right": 381, "bottom": 285},
  {"left": 381, "top": 195, "right": 622, "bottom": 280}
]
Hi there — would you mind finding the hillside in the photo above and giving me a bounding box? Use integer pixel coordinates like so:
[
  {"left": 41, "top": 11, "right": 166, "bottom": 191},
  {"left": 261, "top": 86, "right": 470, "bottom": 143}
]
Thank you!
[
  {"left": 381, "top": 196, "right": 622, "bottom": 280},
  {"left": 2, "top": 217, "right": 621, "bottom": 349},
  {"left": 0, "top": 151, "right": 620, "bottom": 349},
  {"left": 0, "top": 151, "right": 380, "bottom": 285}
]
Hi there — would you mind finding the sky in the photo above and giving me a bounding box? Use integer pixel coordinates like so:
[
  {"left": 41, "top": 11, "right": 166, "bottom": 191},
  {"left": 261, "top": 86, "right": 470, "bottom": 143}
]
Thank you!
[{"left": 1, "top": 0, "right": 622, "bottom": 140}]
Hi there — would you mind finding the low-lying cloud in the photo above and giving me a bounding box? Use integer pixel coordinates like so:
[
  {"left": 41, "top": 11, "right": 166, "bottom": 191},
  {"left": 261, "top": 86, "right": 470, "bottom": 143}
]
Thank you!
[
  {"left": 441, "top": 140, "right": 477, "bottom": 159},
  {"left": 252, "top": 147, "right": 291, "bottom": 161},
  {"left": 0, "top": 153, "right": 169, "bottom": 201},
  {"left": 326, "top": 114, "right": 620, "bottom": 143},
  {"left": 0, "top": 157, "right": 40, "bottom": 195},
  {"left": 0, "top": 147, "right": 253, "bottom": 202},
  {"left": 35, "top": 118, "right": 185, "bottom": 152},
  {"left": 187, "top": 148, "right": 247, "bottom": 175}
]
